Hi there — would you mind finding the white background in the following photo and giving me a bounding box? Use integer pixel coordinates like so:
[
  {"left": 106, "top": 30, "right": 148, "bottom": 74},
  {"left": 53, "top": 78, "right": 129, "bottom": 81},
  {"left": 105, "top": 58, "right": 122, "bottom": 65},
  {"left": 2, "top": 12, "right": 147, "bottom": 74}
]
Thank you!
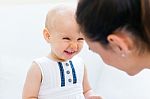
[{"left": 0, "top": 1, "right": 150, "bottom": 99}]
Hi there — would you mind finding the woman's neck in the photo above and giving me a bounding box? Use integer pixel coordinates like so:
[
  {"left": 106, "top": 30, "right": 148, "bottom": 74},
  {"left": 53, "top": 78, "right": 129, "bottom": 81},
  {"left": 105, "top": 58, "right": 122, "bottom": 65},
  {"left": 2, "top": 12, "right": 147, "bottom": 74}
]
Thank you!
[{"left": 134, "top": 53, "right": 150, "bottom": 70}]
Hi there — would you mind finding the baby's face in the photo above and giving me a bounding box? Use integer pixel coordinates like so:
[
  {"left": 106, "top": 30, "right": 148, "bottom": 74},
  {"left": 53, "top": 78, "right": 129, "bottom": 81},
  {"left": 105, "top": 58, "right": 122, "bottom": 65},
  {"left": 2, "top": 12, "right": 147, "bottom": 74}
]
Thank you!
[{"left": 49, "top": 17, "right": 84, "bottom": 61}]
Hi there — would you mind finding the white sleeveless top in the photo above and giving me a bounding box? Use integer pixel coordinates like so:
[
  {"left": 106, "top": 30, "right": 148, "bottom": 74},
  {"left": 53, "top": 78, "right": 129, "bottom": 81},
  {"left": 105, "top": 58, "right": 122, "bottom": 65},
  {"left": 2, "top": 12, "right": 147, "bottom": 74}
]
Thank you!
[{"left": 33, "top": 56, "right": 85, "bottom": 99}]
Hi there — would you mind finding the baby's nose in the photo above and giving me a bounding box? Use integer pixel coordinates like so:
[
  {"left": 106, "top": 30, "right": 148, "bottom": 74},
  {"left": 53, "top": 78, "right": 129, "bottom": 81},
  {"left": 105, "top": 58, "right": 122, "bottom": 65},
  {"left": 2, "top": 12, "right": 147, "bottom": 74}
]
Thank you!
[{"left": 70, "top": 42, "right": 78, "bottom": 51}]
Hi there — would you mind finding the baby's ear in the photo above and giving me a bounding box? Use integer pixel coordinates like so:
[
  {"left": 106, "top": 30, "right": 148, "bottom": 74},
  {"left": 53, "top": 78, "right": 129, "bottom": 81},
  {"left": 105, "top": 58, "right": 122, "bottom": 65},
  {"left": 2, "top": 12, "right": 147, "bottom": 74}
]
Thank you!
[{"left": 43, "top": 28, "right": 51, "bottom": 43}]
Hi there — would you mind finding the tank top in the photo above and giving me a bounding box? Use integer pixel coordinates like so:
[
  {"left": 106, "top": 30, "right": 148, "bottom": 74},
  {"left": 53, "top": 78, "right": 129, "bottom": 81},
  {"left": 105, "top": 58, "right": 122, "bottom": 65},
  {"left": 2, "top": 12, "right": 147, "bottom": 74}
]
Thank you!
[{"left": 33, "top": 56, "right": 85, "bottom": 99}]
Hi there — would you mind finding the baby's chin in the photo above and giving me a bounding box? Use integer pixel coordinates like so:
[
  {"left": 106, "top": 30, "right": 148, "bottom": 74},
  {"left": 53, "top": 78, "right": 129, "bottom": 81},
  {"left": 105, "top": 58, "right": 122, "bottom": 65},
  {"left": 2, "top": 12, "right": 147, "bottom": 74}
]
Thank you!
[
  {"left": 56, "top": 56, "right": 73, "bottom": 62},
  {"left": 63, "top": 56, "right": 74, "bottom": 61}
]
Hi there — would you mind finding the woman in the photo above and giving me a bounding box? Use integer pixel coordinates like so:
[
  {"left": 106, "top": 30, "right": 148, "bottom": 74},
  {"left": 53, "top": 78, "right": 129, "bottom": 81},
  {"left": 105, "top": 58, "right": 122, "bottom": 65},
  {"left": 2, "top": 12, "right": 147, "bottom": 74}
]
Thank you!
[{"left": 76, "top": 0, "right": 150, "bottom": 76}]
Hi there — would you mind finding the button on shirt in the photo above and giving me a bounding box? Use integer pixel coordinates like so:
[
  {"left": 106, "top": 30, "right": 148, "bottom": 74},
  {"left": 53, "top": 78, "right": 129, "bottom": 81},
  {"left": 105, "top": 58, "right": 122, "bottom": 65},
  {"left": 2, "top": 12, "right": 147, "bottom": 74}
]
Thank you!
[{"left": 62, "top": 62, "right": 73, "bottom": 85}]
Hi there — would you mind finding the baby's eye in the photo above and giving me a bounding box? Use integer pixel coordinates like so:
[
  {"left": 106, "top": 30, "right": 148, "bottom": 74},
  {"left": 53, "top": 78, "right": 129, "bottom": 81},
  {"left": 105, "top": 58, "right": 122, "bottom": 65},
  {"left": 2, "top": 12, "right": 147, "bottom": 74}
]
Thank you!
[
  {"left": 77, "top": 38, "right": 84, "bottom": 41},
  {"left": 62, "top": 37, "right": 70, "bottom": 40}
]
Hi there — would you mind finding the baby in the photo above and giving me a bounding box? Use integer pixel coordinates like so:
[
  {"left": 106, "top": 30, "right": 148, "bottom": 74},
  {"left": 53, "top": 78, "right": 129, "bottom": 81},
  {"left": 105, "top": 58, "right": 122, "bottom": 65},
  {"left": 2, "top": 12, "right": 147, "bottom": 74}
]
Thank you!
[{"left": 22, "top": 4, "right": 102, "bottom": 99}]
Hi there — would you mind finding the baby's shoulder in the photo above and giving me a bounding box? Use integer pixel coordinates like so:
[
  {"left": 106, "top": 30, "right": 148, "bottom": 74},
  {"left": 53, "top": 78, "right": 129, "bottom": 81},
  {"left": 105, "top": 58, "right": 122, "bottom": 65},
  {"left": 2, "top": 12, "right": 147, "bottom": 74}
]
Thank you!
[{"left": 33, "top": 57, "right": 53, "bottom": 64}]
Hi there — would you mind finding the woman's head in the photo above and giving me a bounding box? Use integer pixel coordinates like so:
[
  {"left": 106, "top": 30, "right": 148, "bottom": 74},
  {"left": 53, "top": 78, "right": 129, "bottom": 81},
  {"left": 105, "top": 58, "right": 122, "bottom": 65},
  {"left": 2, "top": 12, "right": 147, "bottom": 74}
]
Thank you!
[
  {"left": 76, "top": 0, "right": 150, "bottom": 53},
  {"left": 76, "top": 0, "right": 150, "bottom": 75}
]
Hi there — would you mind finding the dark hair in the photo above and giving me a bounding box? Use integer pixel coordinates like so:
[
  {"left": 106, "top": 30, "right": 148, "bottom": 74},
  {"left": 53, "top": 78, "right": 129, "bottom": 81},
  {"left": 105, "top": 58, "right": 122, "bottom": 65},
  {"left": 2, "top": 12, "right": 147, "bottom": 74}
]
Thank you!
[{"left": 76, "top": 0, "right": 150, "bottom": 53}]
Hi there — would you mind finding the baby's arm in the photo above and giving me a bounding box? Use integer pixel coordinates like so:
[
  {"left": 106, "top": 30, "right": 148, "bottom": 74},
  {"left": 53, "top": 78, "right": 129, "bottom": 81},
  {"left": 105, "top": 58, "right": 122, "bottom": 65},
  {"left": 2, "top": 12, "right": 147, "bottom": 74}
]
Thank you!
[
  {"left": 22, "top": 62, "right": 42, "bottom": 99},
  {"left": 83, "top": 66, "right": 102, "bottom": 99}
]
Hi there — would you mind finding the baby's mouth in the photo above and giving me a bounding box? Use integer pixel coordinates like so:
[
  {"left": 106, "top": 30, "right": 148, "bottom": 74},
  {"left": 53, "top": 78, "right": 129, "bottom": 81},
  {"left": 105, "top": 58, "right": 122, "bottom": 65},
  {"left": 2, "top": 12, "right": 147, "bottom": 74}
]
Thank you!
[{"left": 64, "top": 50, "right": 76, "bottom": 55}]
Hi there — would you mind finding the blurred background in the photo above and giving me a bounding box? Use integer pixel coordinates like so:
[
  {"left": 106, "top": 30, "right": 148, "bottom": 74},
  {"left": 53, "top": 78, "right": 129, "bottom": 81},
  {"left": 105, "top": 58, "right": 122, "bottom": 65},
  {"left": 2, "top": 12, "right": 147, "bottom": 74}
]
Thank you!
[
  {"left": 0, "top": 0, "right": 74, "bottom": 4},
  {"left": 0, "top": 0, "right": 150, "bottom": 99}
]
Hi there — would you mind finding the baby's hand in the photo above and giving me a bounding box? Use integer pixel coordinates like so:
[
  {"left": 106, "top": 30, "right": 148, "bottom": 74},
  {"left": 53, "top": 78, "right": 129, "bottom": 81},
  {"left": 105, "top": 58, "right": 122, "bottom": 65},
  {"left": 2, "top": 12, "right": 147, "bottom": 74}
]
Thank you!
[
  {"left": 84, "top": 90, "right": 102, "bottom": 99},
  {"left": 86, "top": 95, "right": 102, "bottom": 99}
]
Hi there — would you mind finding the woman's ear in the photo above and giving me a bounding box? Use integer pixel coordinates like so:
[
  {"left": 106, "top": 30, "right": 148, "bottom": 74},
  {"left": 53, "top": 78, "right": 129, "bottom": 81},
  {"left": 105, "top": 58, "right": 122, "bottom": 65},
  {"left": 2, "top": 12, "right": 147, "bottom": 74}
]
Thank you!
[
  {"left": 43, "top": 28, "right": 51, "bottom": 43},
  {"left": 107, "top": 33, "right": 132, "bottom": 56}
]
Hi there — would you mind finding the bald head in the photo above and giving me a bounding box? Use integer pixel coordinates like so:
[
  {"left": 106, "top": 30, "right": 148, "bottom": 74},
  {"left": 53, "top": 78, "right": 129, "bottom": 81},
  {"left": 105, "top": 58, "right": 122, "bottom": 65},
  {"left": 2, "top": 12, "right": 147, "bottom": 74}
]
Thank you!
[{"left": 45, "top": 4, "right": 76, "bottom": 32}]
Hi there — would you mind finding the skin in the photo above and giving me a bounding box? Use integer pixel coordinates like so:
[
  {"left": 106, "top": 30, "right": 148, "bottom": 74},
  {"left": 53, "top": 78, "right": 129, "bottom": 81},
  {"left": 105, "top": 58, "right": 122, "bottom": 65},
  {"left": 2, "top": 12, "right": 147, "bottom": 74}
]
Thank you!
[
  {"left": 22, "top": 6, "right": 102, "bottom": 99},
  {"left": 85, "top": 28, "right": 150, "bottom": 76}
]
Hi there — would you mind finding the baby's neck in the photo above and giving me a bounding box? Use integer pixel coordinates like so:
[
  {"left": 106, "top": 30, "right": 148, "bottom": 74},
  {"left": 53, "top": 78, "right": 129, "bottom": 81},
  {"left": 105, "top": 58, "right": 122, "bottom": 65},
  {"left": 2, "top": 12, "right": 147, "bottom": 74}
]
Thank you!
[{"left": 47, "top": 53, "right": 68, "bottom": 62}]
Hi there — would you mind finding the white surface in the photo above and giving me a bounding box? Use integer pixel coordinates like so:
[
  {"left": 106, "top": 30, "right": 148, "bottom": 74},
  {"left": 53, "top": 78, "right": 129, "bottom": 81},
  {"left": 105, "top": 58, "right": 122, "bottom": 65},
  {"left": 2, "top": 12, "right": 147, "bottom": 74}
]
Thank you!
[
  {"left": 0, "top": 0, "right": 76, "bottom": 5},
  {"left": 0, "top": 3, "right": 150, "bottom": 99}
]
